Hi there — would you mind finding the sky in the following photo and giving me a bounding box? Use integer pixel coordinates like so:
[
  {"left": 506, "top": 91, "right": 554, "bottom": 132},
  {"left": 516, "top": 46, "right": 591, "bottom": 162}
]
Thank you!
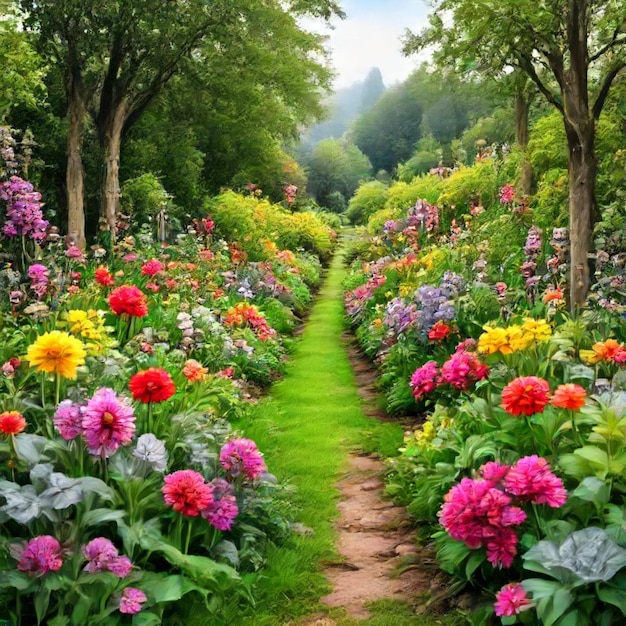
[{"left": 309, "top": 0, "right": 432, "bottom": 89}]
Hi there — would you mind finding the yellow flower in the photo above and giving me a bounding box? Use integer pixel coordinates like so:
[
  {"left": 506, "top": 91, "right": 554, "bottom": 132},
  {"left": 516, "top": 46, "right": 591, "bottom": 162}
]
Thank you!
[
  {"left": 521, "top": 318, "right": 552, "bottom": 343},
  {"left": 398, "top": 285, "right": 412, "bottom": 297},
  {"left": 66, "top": 310, "right": 95, "bottom": 336},
  {"left": 507, "top": 325, "right": 534, "bottom": 352},
  {"left": 478, "top": 326, "right": 512, "bottom": 355},
  {"left": 25, "top": 331, "right": 86, "bottom": 379}
]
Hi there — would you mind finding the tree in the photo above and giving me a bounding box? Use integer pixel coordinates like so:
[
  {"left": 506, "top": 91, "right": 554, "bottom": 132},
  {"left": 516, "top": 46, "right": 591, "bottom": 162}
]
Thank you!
[
  {"left": 405, "top": 0, "right": 626, "bottom": 307},
  {"left": 359, "top": 67, "right": 385, "bottom": 113},
  {"left": 20, "top": 0, "right": 343, "bottom": 243}
]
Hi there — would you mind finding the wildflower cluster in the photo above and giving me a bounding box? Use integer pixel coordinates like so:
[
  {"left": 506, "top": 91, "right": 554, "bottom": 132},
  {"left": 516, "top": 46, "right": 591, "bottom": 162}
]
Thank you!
[
  {"left": 478, "top": 318, "right": 552, "bottom": 355},
  {"left": 0, "top": 175, "right": 48, "bottom": 241},
  {"left": 223, "top": 302, "right": 276, "bottom": 340}
]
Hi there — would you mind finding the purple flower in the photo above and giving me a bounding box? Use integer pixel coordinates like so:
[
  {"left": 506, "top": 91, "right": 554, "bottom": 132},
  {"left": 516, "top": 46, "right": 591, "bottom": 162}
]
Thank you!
[
  {"left": 1, "top": 176, "right": 48, "bottom": 241},
  {"left": 83, "top": 537, "right": 133, "bottom": 578},
  {"left": 53, "top": 400, "right": 83, "bottom": 440},
  {"left": 202, "top": 494, "right": 239, "bottom": 531}
]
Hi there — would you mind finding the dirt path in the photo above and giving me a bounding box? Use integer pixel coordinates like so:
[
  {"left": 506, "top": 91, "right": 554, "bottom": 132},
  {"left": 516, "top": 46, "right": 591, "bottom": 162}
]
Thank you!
[{"left": 314, "top": 336, "right": 435, "bottom": 621}]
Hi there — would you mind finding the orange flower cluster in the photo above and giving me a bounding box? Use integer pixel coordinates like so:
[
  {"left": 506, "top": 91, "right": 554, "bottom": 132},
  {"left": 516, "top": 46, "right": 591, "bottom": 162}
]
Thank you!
[
  {"left": 580, "top": 339, "right": 626, "bottom": 365},
  {"left": 223, "top": 302, "right": 276, "bottom": 341}
]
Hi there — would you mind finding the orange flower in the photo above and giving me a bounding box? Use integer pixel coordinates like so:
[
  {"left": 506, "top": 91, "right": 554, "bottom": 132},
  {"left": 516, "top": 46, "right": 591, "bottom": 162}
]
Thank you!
[
  {"left": 580, "top": 339, "right": 626, "bottom": 364},
  {"left": 501, "top": 376, "right": 551, "bottom": 416},
  {"left": 182, "top": 359, "right": 208, "bottom": 383},
  {"left": 551, "top": 384, "right": 586, "bottom": 410},
  {"left": 0, "top": 411, "right": 26, "bottom": 435}
]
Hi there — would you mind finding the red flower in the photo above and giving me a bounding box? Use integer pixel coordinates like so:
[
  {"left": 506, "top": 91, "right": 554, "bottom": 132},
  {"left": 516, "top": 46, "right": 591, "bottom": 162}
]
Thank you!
[
  {"left": 428, "top": 321, "right": 452, "bottom": 342},
  {"left": 108, "top": 285, "right": 148, "bottom": 317},
  {"left": 551, "top": 383, "right": 586, "bottom": 410},
  {"left": 141, "top": 259, "right": 164, "bottom": 277},
  {"left": 501, "top": 376, "right": 550, "bottom": 416},
  {"left": 162, "top": 469, "right": 214, "bottom": 516},
  {"left": 94, "top": 266, "right": 114, "bottom": 287},
  {"left": 0, "top": 411, "right": 26, "bottom": 435},
  {"left": 129, "top": 368, "right": 175, "bottom": 403}
]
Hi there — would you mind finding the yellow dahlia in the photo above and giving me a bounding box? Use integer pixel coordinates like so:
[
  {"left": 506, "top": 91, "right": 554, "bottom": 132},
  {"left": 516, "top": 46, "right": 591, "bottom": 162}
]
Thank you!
[
  {"left": 26, "top": 331, "right": 86, "bottom": 379},
  {"left": 521, "top": 318, "right": 552, "bottom": 343},
  {"left": 506, "top": 325, "right": 534, "bottom": 352}
]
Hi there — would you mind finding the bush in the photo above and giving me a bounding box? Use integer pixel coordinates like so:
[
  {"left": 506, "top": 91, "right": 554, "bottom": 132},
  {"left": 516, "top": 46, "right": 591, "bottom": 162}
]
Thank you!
[{"left": 346, "top": 180, "right": 389, "bottom": 225}]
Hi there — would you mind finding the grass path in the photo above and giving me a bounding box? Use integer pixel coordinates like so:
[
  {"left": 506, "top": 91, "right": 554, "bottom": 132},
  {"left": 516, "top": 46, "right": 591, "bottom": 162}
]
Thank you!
[{"left": 211, "top": 242, "right": 462, "bottom": 626}]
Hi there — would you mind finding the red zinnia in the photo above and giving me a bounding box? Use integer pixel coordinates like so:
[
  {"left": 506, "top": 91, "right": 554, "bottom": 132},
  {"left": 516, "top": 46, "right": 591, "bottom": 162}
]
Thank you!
[
  {"left": 551, "top": 383, "right": 586, "bottom": 410},
  {"left": 94, "top": 266, "right": 115, "bottom": 287},
  {"left": 0, "top": 410, "right": 26, "bottom": 435},
  {"left": 129, "top": 368, "right": 176, "bottom": 403},
  {"left": 501, "top": 376, "right": 551, "bottom": 416},
  {"left": 108, "top": 285, "right": 148, "bottom": 317},
  {"left": 162, "top": 469, "right": 214, "bottom": 516}
]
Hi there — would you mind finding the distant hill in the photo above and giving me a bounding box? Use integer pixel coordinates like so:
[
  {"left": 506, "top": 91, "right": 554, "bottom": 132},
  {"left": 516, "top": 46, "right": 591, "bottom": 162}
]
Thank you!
[{"left": 301, "top": 67, "right": 385, "bottom": 147}]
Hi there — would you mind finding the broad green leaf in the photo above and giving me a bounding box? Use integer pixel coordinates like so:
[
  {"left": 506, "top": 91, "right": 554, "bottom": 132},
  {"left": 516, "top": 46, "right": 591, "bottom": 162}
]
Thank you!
[
  {"left": 571, "top": 476, "right": 610, "bottom": 507},
  {"left": 82, "top": 508, "right": 126, "bottom": 527},
  {"left": 597, "top": 585, "right": 626, "bottom": 613}
]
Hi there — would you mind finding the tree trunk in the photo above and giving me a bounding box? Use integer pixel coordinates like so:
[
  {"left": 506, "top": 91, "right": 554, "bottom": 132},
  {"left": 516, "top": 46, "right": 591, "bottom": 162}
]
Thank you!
[
  {"left": 564, "top": 119, "right": 596, "bottom": 310},
  {"left": 101, "top": 99, "right": 128, "bottom": 234},
  {"left": 514, "top": 93, "right": 533, "bottom": 196},
  {"left": 66, "top": 88, "right": 86, "bottom": 248}
]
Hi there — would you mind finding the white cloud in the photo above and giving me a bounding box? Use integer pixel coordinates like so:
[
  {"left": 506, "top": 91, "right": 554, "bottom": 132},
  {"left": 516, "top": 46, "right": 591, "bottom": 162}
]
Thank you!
[{"left": 306, "top": 0, "right": 432, "bottom": 89}]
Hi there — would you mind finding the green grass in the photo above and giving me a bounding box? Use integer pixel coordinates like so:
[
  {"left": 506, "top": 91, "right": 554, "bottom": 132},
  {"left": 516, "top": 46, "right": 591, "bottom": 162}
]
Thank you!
[{"left": 187, "top": 244, "right": 461, "bottom": 625}]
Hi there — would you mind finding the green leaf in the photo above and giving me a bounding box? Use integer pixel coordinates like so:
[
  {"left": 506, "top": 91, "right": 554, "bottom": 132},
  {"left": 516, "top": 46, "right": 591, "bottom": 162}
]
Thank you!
[
  {"left": 541, "top": 588, "right": 573, "bottom": 626},
  {"left": 82, "top": 508, "right": 126, "bottom": 527},
  {"left": 574, "top": 446, "right": 609, "bottom": 468},
  {"left": 132, "top": 612, "right": 163, "bottom": 626},
  {"left": 34, "top": 587, "right": 51, "bottom": 625},
  {"left": 522, "top": 578, "right": 562, "bottom": 598},
  {"left": 597, "top": 585, "right": 626, "bottom": 613},
  {"left": 571, "top": 476, "right": 611, "bottom": 507},
  {"left": 465, "top": 550, "right": 485, "bottom": 578}
]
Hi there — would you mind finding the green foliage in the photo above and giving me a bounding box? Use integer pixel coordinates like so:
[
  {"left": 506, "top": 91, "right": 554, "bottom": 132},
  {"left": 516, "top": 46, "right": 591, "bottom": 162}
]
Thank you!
[
  {"left": 121, "top": 173, "right": 179, "bottom": 228},
  {"left": 346, "top": 180, "right": 389, "bottom": 225},
  {"left": 385, "top": 176, "right": 445, "bottom": 213},
  {"left": 437, "top": 160, "right": 499, "bottom": 211}
]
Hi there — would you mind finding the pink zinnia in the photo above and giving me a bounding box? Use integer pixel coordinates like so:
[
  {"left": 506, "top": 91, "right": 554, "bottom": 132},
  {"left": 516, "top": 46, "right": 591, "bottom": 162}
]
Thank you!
[
  {"left": 82, "top": 388, "right": 136, "bottom": 457},
  {"left": 162, "top": 470, "right": 214, "bottom": 516},
  {"left": 409, "top": 361, "right": 440, "bottom": 400},
  {"left": 494, "top": 582, "right": 533, "bottom": 616},
  {"left": 504, "top": 455, "right": 567, "bottom": 508},
  {"left": 53, "top": 400, "right": 83, "bottom": 440},
  {"left": 219, "top": 438, "right": 267, "bottom": 480},
  {"left": 480, "top": 461, "right": 510, "bottom": 485},
  {"left": 119, "top": 587, "right": 147, "bottom": 614},
  {"left": 17, "top": 535, "right": 63, "bottom": 575},
  {"left": 202, "top": 494, "right": 239, "bottom": 531},
  {"left": 141, "top": 259, "right": 164, "bottom": 276}
]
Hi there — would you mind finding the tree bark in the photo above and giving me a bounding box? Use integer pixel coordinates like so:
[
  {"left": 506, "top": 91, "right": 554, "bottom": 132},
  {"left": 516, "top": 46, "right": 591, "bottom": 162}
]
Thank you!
[
  {"left": 101, "top": 99, "right": 129, "bottom": 234},
  {"left": 514, "top": 93, "right": 533, "bottom": 196},
  {"left": 66, "top": 86, "right": 86, "bottom": 248}
]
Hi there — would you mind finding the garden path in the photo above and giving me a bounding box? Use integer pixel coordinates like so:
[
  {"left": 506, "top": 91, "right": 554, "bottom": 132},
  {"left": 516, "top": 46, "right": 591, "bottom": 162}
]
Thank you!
[{"left": 230, "top": 240, "right": 439, "bottom": 625}]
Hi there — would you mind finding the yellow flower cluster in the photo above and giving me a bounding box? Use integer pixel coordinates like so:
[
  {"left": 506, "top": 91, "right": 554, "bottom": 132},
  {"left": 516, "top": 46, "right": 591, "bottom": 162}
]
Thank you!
[
  {"left": 478, "top": 318, "right": 552, "bottom": 355},
  {"left": 58, "top": 309, "right": 113, "bottom": 354}
]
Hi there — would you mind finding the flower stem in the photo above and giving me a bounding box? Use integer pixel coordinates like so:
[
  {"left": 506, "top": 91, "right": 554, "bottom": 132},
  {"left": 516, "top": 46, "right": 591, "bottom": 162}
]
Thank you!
[
  {"left": 40, "top": 374, "right": 46, "bottom": 410},
  {"left": 184, "top": 519, "right": 193, "bottom": 555},
  {"left": 55, "top": 372, "right": 61, "bottom": 407}
]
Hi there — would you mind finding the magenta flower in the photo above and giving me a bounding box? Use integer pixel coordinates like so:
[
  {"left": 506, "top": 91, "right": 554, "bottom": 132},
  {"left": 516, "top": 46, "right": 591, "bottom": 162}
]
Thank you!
[
  {"left": 53, "top": 400, "right": 83, "bottom": 440},
  {"left": 439, "top": 477, "right": 526, "bottom": 568},
  {"left": 480, "top": 461, "right": 510, "bottom": 485},
  {"left": 409, "top": 361, "right": 440, "bottom": 400},
  {"left": 17, "top": 535, "right": 63, "bottom": 575},
  {"left": 219, "top": 438, "right": 266, "bottom": 480},
  {"left": 119, "top": 587, "right": 147, "bottom": 614},
  {"left": 1, "top": 176, "right": 48, "bottom": 241},
  {"left": 494, "top": 582, "right": 533, "bottom": 616},
  {"left": 202, "top": 494, "right": 239, "bottom": 531},
  {"left": 504, "top": 455, "right": 567, "bottom": 508},
  {"left": 83, "top": 537, "right": 133, "bottom": 578},
  {"left": 440, "top": 350, "right": 488, "bottom": 391},
  {"left": 82, "top": 388, "right": 135, "bottom": 457}
]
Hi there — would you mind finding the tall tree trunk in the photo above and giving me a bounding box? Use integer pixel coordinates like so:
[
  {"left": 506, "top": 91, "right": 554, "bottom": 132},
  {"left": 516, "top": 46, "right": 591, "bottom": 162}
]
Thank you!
[
  {"left": 100, "top": 99, "right": 128, "bottom": 234},
  {"left": 66, "top": 88, "right": 86, "bottom": 248},
  {"left": 514, "top": 93, "right": 532, "bottom": 196},
  {"left": 564, "top": 119, "right": 596, "bottom": 310}
]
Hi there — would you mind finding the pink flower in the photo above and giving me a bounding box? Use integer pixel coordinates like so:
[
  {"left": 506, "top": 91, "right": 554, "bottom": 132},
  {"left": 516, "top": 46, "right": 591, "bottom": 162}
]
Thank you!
[
  {"left": 162, "top": 470, "right": 214, "bottom": 516},
  {"left": 53, "top": 400, "right": 83, "bottom": 440},
  {"left": 65, "top": 245, "right": 85, "bottom": 260},
  {"left": 219, "top": 438, "right": 266, "bottom": 480},
  {"left": 83, "top": 537, "right": 133, "bottom": 578},
  {"left": 17, "top": 535, "right": 63, "bottom": 575},
  {"left": 141, "top": 259, "right": 164, "bottom": 276},
  {"left": 118, "top": 587, "right": 147, "bottom": 614},
  {"left": 409, "top": 361, "right": 440, "bottom": 400},
  {"left": 82, "top": 388, "right": 136, "bottom": 457},
  {"left": 480, "top": 461, "right": 510, "bottom": 485},
  {"left": 499, "top": 184, "right": 515, "bottom": 205},
  {"left": 440, "top": 350, "right": 489, "bottom": 391},
  {"left": 494, "top": 582, "right": 533, "bottom": 616},
  {"left": 504, "top": 455, "right": 567, "bottom": 508},
  {"left": 439, "top": 477, "right": 526, "bottom": 568},
  {"left": 202, "top": 494, "right": 239, "bottom": 531},
  {"left": 122, "top": 253, "right": 138, "bottom": 262}
]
